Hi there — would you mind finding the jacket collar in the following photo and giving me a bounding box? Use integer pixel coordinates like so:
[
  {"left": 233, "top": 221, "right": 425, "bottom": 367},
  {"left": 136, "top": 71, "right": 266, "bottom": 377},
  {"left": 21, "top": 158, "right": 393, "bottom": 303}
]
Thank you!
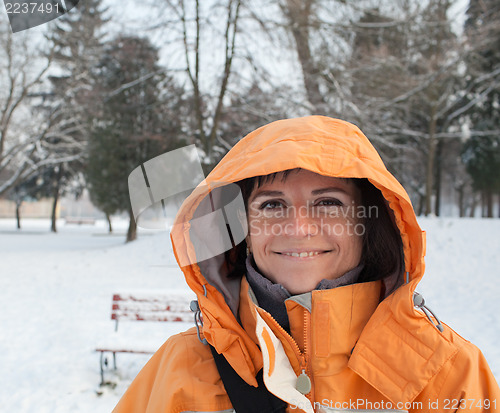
[
  {"left": 239, "top": 276, "right": 382, "bottom": 373},
  {"left": 238, "top": 277, "right": 460, "bottom": 404},
  {"left": 349, "top": 284, "right": 460, "bottom": 404},
  {"left": 285, "top": 280, "right": 382, "bottom": 360},
  {"left": 244, "top": 255, "right": 364, "bottom": 333}
]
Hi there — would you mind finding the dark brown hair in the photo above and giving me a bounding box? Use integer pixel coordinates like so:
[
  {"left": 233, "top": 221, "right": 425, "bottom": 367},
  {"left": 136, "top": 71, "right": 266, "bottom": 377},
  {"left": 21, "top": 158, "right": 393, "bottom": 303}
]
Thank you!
[{"left": 225, "top": 170, "right": 403, "bottom": 286}]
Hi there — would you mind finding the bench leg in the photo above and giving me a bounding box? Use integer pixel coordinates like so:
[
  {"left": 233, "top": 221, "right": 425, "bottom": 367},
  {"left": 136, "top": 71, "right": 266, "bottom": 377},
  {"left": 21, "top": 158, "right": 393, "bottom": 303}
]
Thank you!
[
  {"left": 98, "top": 351, "right": 119, "bottom": 386},
  {"left": 99, "top": 352, "right": 105, "bottom": 386}
]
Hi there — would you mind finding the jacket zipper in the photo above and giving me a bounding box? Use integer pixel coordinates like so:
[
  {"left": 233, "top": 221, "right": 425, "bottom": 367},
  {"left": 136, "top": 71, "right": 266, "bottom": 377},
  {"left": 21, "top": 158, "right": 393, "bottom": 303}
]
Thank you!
[
  {"left": 259, "top": 307, "right": 315, "bottom": 402},
  {"left": 302, "top": 309, "right": 314, "bottom": 403},
  {"left": 261, "top": 308, "right": 305, "bottom": 367}
]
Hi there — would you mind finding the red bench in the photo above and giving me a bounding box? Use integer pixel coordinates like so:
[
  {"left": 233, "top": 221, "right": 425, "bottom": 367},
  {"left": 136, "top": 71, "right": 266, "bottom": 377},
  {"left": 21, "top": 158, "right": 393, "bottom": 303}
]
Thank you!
[{"left": 96, "top": 290, "right": 195, "bottom": 386}]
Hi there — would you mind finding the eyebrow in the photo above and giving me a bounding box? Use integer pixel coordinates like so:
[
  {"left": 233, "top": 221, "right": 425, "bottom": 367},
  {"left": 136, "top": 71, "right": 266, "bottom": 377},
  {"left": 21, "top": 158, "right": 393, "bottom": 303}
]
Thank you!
[
  {"left": 311, "top": 187, "right": 350, "bottom": 195},
  {"left": 250, "top": 186, "right": 349, "bottom": 201},
  {"left": 250, "top": 190, "right": 284, "bottom": 201}
]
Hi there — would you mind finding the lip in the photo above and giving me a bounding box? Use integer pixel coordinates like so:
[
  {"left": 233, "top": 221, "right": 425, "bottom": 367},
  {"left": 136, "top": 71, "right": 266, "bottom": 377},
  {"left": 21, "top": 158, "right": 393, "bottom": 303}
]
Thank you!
[{"left": 274, "top": 249, "right": 332, "bottom": 259}]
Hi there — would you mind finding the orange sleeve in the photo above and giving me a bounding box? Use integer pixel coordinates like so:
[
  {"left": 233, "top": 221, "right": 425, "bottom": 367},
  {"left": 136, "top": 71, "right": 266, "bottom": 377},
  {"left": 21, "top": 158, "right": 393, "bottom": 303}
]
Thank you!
[
  {"left": 434, "top": 343, "right": 500, "bottom": 412},
  {"left": 112, "top": 328, "right": 232, "bottom": 413}
]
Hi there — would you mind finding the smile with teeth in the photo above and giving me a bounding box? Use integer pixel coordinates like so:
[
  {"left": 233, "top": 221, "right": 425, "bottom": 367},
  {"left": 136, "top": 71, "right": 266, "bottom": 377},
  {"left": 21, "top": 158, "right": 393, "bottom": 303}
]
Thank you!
[{"left": 280, "top": 251, "right": 327, "bottom": 257}]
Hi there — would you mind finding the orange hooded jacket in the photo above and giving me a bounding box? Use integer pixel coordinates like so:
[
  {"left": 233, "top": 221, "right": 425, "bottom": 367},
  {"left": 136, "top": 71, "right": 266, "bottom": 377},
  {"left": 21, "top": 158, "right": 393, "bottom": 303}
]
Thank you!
[{"left": 113, "top": 116, "right": 499, "bottom": 413}]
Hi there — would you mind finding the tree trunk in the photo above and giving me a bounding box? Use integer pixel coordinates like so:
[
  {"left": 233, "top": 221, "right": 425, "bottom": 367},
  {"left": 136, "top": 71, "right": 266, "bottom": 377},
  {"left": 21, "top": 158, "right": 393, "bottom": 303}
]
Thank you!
[
  {"left": 417, "top": 192, "right": 425, "bottom": 216},
  {"left": 207, "top": 0, "right": 241, "bottom": 161},
  {"left": 50, "top": 197, "right": 59, "bottom": 232},
  {"left": 425, "top": 113, "right": 437, "bottom": 216},
  {"left": 16, "top": 200, "right": 22, "bottom": 229},
  {"left": 51, "top": 166, "right": 64, "bottom": 233},
  {"left": 126, "top": 207, "right": 137, "bottom": 242},
  {"left": 106, "top": 212, "right": 113, "bottom": 233},
  {"left": 480, "top": 190, "right": 486, "bottom": 217},
  {"left": 434, "top": 140, "right": 443, "bottom": 216},
  {"left": 469, "top": 192, "right": 477, "bottom": 217},
  {"left": 285, "top": 0, "right": 327, "bottom": 114},
  {"left": 485, "top": 189, "right": 493, "bottom": 218},
  {"left": 498, "top": 193, "right": 500, "bottom": 218},
  {"left": 457, "top": 184, "right": 465, "bottom": 217}
]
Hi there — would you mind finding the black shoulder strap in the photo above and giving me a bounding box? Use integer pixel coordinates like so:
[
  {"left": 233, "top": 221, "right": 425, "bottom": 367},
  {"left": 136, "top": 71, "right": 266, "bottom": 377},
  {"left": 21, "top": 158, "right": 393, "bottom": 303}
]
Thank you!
[{"left": 209, "top": 345, "right": 288, "bottom": 413}]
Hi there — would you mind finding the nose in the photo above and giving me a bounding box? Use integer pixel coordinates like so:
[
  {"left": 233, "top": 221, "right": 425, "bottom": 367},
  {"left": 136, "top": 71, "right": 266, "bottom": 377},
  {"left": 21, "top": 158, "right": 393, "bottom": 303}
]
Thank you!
[{"left": 283, "top": 206, "right": 319, "bottom": 238}]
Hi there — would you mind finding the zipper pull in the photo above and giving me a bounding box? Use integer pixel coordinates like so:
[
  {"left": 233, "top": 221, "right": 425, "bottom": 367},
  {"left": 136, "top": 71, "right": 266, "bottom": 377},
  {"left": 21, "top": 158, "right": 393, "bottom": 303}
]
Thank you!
[{"left": 296, "top": 369, "right": 311, "bottom": 395}]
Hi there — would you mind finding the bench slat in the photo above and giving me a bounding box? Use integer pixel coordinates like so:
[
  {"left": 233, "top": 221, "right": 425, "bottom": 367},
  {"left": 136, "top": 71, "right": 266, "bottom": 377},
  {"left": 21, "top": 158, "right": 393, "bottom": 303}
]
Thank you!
[
  {"left": 96, "top": 347, "right": 154, "bottom": 354},
  {"left": 110, "top": 291, "right": 194, "bottom": 323},
  {"left": 111, "top": 312, "right": 192, "bottom": 322},
  {"left": 111, "top": 303, "right": 189, "bottom": 312}
]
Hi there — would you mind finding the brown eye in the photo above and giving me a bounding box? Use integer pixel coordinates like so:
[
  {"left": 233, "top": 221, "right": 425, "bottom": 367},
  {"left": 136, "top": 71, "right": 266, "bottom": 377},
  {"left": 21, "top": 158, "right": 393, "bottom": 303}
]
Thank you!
[
  {"left": 316, "top": 198, "right": 343, "bottom": 207},
  {"left": 259, "top": 200, "right": 285, "bottom": 210}
]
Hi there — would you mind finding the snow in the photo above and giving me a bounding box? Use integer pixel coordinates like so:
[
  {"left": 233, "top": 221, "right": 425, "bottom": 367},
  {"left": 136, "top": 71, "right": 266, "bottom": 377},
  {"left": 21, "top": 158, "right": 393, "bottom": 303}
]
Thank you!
[
  {"left": 0, "top": 217, "right": 499, "bottom": 411},
  {"left": 416, "top": 218, "right": 500, "bottom": 379}
]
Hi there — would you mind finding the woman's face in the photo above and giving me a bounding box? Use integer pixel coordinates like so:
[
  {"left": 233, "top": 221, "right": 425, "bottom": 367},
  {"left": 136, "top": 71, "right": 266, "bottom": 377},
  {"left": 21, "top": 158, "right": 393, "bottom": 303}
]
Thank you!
[{"left": 246, "top": 169, "right": 363, "bottom": 295}]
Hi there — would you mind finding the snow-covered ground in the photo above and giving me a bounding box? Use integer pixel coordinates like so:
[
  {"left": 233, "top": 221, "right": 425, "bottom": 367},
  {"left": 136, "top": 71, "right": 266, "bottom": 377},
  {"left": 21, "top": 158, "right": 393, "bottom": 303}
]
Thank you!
[{"left": 0, "top": 217, "right": 499, "bottom": 412}]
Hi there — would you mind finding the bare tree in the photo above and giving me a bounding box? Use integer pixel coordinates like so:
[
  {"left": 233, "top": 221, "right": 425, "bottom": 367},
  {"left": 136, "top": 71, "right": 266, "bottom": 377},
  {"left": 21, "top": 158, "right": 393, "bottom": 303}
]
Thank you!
[
  {"left": 0, "top": 20, "right": 56, "bottom": 197},
  {"left": 279, "top": 0, "right": 328, "bottom": 114},
  {"left": 39, "top": 0, "right": 108, "bottom": 232},
  {"left": 343, "top": 1, "right": 493, "bottom": 216},
  {"left": 156, "top": 0, "right": 242, "bottom": 166}
]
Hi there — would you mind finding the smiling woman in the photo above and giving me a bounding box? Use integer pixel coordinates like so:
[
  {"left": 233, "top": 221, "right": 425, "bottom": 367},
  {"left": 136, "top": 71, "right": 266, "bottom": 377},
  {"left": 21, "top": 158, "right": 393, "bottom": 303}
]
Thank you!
[
  {"left": 240, "top": 171, "right": 354, "bottom": 294},
  {"left": 113, "top": 116, "right": 499, "bottom": 413},
  {"left": 230, "top": 169, "right": 404, "bottom": 297},
  {"left": 245, "top": 170, "right": 363, "bottom": 294}
]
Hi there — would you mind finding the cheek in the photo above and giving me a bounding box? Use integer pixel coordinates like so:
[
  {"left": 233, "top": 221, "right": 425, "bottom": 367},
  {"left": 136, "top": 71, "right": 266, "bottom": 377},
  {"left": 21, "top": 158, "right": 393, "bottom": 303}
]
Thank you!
[
  {"left": 247, "top": 218, "right": 269, "bottom": 251},
  {"left": 352, "top": 234, "right": 364, "bottom": 259},
  {"left": 327, "top": 216, "right": 363, "bottom": 254},
  {"left": 348, "top": 223, "right": 364, "bottom": 261},
  {"left": 248, "top": 216, "right": 262, "bottom": 238}
]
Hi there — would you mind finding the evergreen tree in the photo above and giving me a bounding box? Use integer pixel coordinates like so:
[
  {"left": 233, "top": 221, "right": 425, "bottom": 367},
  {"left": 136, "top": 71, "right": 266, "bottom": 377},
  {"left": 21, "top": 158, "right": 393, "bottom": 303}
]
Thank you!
[
  {"left": 86, "top": 35, "right": 186, "bottom": 242},
  {"left": 462, "top": 134, "right": 500, "bottom": 217},
  {"left": 462, "top": 0, "right": 500, "bottom": 217}
]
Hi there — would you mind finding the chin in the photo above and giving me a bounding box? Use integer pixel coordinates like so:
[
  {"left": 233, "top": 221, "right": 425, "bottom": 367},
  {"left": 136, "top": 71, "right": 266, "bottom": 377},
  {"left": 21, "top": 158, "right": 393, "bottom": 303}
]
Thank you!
[{"left": 283, "top": 279, "right": 318, "bottom": 295}]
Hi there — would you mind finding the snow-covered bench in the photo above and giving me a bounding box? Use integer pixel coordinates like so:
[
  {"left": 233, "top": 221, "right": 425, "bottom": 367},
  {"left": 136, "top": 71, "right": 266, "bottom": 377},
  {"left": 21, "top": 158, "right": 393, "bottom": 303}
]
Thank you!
[{"left": 96, "top": 290, "right": 195, "bottom": 386}]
